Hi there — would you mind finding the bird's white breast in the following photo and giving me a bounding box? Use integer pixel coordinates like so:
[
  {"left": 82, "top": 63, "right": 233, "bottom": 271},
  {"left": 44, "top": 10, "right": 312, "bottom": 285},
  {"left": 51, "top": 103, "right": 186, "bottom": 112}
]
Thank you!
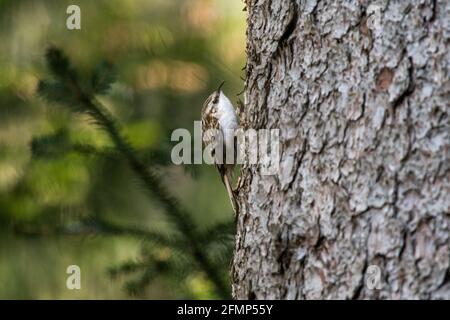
[
  {"left": 217, "top": 91, "right": 238, "bottom": 158},
  {"left": 218, "top": 91, "right": 238, "bottom": 130}
]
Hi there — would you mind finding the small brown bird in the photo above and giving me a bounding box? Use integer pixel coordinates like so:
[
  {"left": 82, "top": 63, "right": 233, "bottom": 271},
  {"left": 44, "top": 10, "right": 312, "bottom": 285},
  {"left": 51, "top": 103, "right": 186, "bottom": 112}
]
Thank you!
[{"left": 201, "top": 82, "right": 239, "bottom": 213}]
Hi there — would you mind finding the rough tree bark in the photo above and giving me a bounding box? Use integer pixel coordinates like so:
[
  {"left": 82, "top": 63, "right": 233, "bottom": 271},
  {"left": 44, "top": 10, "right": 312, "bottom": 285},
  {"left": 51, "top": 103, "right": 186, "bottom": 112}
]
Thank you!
[{"left": 232, "top": 0, "right": 450, "bottom": 299}]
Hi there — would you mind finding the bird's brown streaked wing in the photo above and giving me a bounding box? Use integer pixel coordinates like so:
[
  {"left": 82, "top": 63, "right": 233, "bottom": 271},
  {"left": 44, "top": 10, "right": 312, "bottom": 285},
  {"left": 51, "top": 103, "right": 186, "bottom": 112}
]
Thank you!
[
  {"left": 201, "top": 94, "right": 213, "bottom": 116},
  {"left": 201, "top": 106, "right": 220, "bottom": 148},
  {"left": 202, "top": 107, "right": 228, "bottom": 173}
]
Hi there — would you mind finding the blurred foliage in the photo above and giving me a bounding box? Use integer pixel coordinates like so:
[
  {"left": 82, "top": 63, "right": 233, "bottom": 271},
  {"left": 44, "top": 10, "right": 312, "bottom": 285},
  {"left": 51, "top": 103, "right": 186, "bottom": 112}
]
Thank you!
[{"left": 0, "top": 0, "right": 245, "bottom": 299}]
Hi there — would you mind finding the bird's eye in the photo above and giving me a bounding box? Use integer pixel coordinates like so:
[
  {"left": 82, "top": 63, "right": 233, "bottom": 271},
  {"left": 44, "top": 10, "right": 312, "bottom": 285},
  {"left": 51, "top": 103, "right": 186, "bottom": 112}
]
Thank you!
[{"left": 213, "top": 97, "right": 218, "bottom": 104}]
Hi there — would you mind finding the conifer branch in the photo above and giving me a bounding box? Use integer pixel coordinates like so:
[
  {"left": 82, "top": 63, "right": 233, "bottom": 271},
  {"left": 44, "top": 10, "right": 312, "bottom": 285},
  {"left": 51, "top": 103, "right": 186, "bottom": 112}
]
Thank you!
[{"left": 37, "top": 46, "right": 230, "bottom": 298}]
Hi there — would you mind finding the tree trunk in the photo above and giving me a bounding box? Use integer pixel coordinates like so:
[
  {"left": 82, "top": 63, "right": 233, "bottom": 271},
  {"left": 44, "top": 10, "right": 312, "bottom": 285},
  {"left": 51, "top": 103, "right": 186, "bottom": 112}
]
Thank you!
[{"left": 232, "top": 0, "right": 450, "bottom": 299}]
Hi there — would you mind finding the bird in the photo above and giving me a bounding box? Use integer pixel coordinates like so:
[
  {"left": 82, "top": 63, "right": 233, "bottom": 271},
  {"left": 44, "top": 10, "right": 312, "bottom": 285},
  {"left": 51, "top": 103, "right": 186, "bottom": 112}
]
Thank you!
[{"left": 201, "top": 82, "right": 239, "bottom": 214}]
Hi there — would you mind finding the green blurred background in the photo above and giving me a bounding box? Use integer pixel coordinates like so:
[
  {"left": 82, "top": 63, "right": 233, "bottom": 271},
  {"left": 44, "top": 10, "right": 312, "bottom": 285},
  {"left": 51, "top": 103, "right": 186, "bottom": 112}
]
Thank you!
[{"left": 0, "top": 0, "right": 245, "bottom": 299}]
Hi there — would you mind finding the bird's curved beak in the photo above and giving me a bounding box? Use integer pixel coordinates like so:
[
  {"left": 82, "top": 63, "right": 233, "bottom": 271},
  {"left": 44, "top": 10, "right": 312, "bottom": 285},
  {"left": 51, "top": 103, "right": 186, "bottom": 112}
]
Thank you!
[{"left": 216, "top": 81, "right": 225, "bottom": 93}]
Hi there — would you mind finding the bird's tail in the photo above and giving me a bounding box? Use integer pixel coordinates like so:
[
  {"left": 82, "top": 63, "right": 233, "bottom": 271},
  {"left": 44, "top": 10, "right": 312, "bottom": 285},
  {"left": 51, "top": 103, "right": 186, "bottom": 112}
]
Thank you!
[{"left": 223, "top": 171, "right": 238, "bottom": 215}]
